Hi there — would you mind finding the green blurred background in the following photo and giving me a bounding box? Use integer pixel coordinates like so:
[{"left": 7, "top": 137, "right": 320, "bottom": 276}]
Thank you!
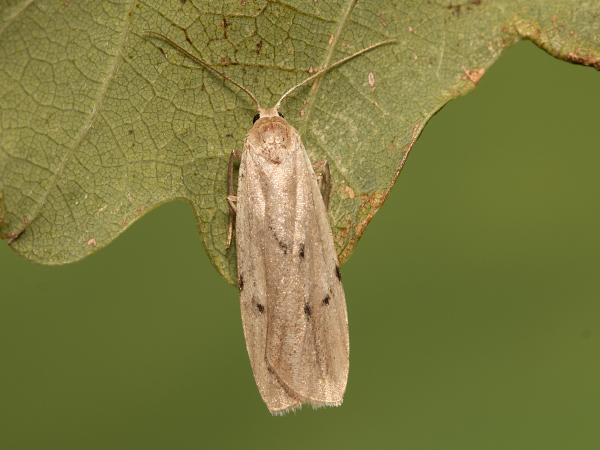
[{"left": 1, "top": 40, "right": 599, "bottom": 449}]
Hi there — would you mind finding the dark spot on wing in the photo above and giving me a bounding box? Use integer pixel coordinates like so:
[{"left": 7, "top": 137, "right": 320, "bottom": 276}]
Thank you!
[
  {"left": 322, "top": 294, "right": 330, "bottom": 306},
  {"left": 304, "top": 304, "right": 311, "bottom": 319},
  {"left": 299, "top": 243, "right": 305, "bottom": 258},
  {"left": 238, "top": 274, "right": 244, "bottom": 292},
  {"left": 252, "top": 296, "right": 265, "bottom": 314},
  {"left": 268, "top": 224, "right": 288, "bottom": 255},
  {"left": 278, "top": 240, "right": 288, "bottom": 255},
  {"left": 335, "top": 265, "right": 342, "bottom": 282},
  {"left": 253, "top": 113, "right": 260, "bottom": 124}
]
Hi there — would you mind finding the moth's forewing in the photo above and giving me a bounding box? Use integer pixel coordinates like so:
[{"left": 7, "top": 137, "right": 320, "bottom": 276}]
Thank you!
[{"left": 236, "top": 116, "right": 349, "bottom": 414}]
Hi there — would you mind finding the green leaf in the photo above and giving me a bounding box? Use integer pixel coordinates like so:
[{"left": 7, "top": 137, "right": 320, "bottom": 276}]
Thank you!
[{"left": 1, "top": 0, "right": 599, "bottom": 284}]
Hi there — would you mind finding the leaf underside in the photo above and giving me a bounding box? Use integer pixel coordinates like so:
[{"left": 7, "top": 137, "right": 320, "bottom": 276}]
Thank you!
[{"left": 1, "top": 0, "right": 598, "bottom": 284}]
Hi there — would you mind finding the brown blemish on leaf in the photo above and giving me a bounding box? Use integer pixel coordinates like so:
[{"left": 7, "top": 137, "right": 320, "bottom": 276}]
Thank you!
[
  {"left": 328, "top": 35, "right": 334, "bottom": 45},
  {"left": 566, "top": 51, "right": 600, "bottom": 70},
  {"left": 463, "top": 67, "right": 486, "bottom": 85},
  {"left": 511, "top": 20, "right": 600, "bottom": 70},
  {"left": 376, "top": 12, "right": 387, "bottom": 27},
  {"left": 488, "top": 41, "right": 494, "bottom": 51},
  {"left": 255, "top": 40, "right": 263, "bottom": 54},
  {"left": 308, "top": 65, "right": 314, "bottom": 74},
  {"left": 345, "top": 185, "right": 355, "bottom": 199},
  {"left": 136, "top": 207, "right": 142, "bottom": 217},
  {"left": 158, "top": 47, "right": 169, "bottom": 60},
  {"left": 408, "top": 26, "right": 414, "bottom": 33},
  {"left": 368, "top": 71, "right": 375, "bottom": 88},
  {"left": 87, "top": 237, "right": 97, "bottom": 247},
  {"left": 5, "top": 216, "right": 28, "bottom": 245},
  {"left": 299, "top": 108, "right": 305, "bottom": 116},
  {"left": 348, "top": 191, "right": 389, "bottom": 256},
  {"left": 360, "top": 194, "right": 368, "bottom": 200},
  {"left": 121, "top": 217, "right": 127, "bottom": 226},
  {"left": 447, "top": 3, "right": 461, "bottom": 16},
  {"left": 387, "top": 137, "right": 396, "bottom": 150}
]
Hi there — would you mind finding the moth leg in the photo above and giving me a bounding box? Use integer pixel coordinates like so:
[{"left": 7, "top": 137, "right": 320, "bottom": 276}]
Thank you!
[
  {"left": 226, "top": 149, "right": 242, "bottom": 251},
  {"left": 226, "top": 195, "right": 238, "bottom": 213},
  {"left": 315, "top": 173, "right": 323, "bottom": 192},
  {"left": 312, "top": 159, "right": 331, "bottom": 210}
]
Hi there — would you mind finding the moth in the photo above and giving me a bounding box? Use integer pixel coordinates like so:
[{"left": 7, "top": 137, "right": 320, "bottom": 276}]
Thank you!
[{"left": 145, "top": 31, "right": 394, "bottom": 414}]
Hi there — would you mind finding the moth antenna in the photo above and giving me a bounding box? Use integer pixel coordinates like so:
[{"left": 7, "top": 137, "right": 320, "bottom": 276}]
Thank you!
[
  {"left": 274, "top": 39, "right": 397, "bottom": 111},
  {"left": 144, "top": 31, "right": 262, "bottom": 111}
]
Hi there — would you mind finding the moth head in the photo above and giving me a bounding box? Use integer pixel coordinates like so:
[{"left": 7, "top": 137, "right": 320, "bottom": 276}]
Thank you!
[{"left": 248, "top": 108, "right": 293, "bottom": 164}]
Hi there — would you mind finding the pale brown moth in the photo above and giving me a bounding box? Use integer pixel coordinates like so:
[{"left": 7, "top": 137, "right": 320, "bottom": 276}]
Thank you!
[{"left": 144, "top": 31, "right": 394, "bottom": 414}]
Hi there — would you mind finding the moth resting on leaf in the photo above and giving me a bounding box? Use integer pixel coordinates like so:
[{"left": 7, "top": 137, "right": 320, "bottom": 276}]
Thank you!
[{"left": 144, "top": 31, "right": 394, "bottom": 415}]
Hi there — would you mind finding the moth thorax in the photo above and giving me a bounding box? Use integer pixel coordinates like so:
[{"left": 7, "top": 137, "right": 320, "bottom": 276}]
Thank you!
[{"left": 251, "top": 118, "right": 292, "bottom": 164}]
